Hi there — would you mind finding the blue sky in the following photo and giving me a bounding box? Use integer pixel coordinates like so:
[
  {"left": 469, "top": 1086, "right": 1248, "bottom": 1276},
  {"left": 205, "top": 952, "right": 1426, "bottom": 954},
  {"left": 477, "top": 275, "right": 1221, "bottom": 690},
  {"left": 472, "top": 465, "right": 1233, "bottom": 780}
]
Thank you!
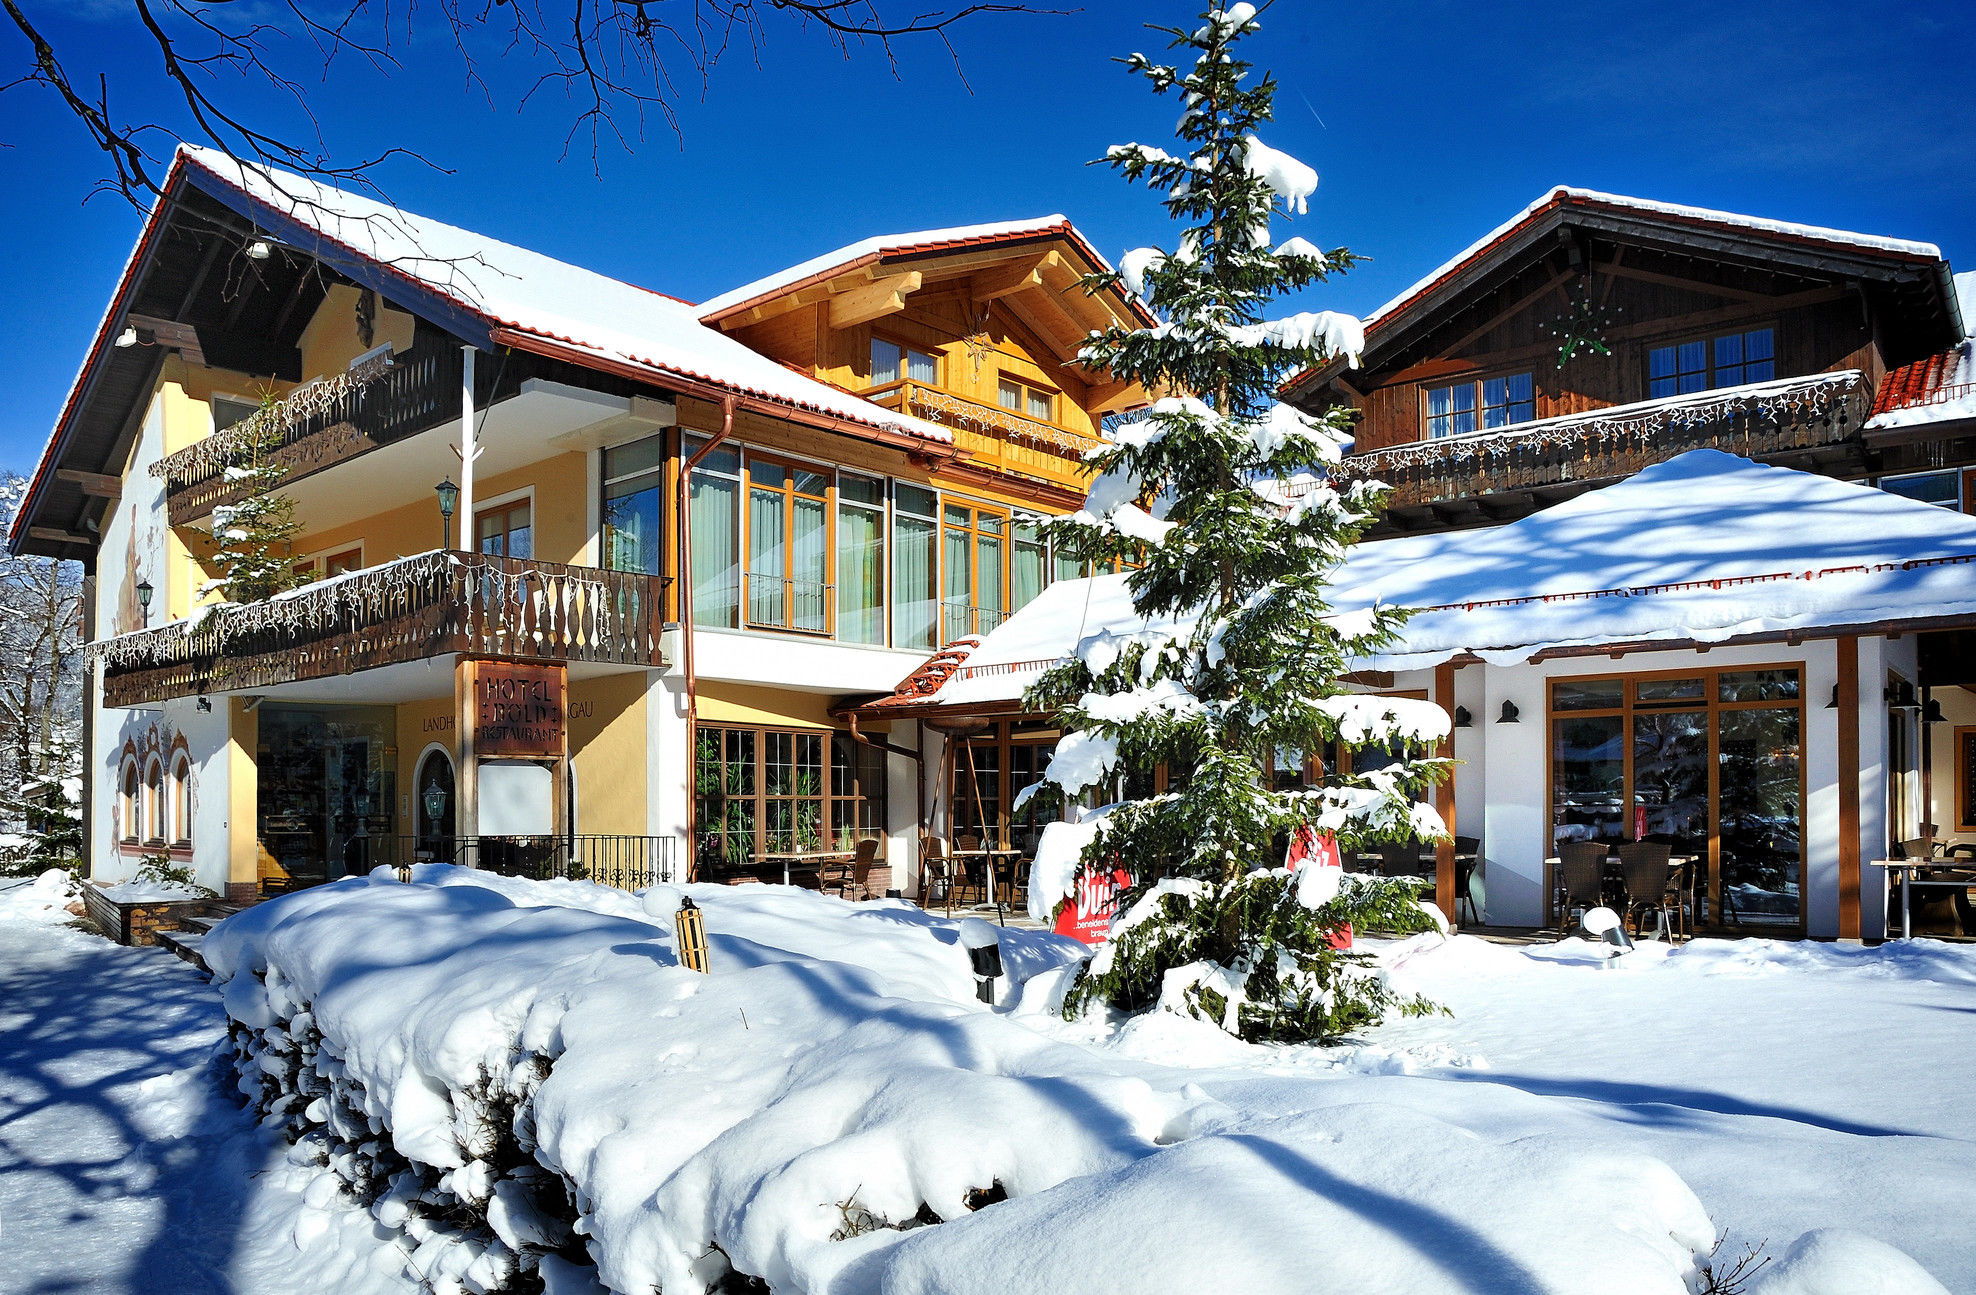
[{"left": 2, "top": 1, "right": 1971, "bottom": 475}]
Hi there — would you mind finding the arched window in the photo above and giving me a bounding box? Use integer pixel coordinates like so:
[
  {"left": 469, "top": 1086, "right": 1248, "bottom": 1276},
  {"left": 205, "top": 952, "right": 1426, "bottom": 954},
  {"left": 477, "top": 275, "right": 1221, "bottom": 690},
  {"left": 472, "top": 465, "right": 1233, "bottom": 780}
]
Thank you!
[
  {"left": 171, "top": 756, "right": 192, "bottom": 846},
  {"left": 120, "top": 760, "right": 139, "bottom": 842},
  {"left": 143, "top": 759, "right": 165, "bottom": 845}
]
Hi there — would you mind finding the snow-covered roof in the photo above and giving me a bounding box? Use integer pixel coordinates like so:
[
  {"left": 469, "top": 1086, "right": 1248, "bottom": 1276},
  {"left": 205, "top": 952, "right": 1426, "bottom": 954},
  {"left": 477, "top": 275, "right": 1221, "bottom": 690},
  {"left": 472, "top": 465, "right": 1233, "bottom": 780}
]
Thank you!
[
  {"left": 1867, "top": 340, "right": 1976, "bottom": 431},
  {"left": 177, "top": 146, "right": 954, "bottom": 446},
  {"left": 1367, "top": 187, "right": 1944, "bottom": 333},
  {"left": 891, "top": 450, "right": 1976, "bottom": 708},
  {"left": 696, "top": 215, "right": 1102, "bottom": 321}
]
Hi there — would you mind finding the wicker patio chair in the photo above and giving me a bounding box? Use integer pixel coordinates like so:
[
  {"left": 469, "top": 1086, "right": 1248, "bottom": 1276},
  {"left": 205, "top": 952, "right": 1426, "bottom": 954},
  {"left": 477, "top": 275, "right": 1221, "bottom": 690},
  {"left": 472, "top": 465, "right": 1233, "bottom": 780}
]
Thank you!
[
  {"left": 1617, "top": 840, "right": 1675, "bottom": 940},
  {"left": 1556, "top": 840, "right": 1608, "bottom": 931}
]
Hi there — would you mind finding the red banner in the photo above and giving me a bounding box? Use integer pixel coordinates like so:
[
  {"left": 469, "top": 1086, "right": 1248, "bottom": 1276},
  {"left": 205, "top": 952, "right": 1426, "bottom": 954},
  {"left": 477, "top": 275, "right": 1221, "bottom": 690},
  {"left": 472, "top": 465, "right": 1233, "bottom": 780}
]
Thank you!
[
  {"left": 1286, "top": 825, "right": 1352, "bottom": 950},
  {"left": 1053, "top": 864, "right": 1134, "bottom": 944}
]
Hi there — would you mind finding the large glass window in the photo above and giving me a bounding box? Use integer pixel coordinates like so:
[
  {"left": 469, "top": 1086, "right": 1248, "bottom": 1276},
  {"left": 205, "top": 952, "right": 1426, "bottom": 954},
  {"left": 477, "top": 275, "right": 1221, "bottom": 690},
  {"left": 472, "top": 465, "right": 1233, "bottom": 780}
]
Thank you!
[
  {"left": 688, "top": 437, "right": 741, "bottom": 629},
  {"left": 1549, "top": 667, "right": 1803, "bottom": 929},
  {"left": 893, "top": 484, "right": 940, "bottom": 650},
  {"left": 694, "top": 724, "right": 885, "bottom": 879},
  {"left": 1425, "top": 382, "right": 1476, "bottom": 439},
  {"left": 475, "top": 499, "right": 533, "bottom": 559},
  {"left": 998, "top": 375, "right": 1056, "bottom": 423},
  {"left": 1012, "top": 521, "right": 1046, "bottom": 615},
  {"left": 1881, "top": 469, "right": 1963, "bottom": 510},
  {"left": 1649, "top": 327, "right": 1774, "bottom": 397},
  {"left": 838, "top": 473, "right": 886, "bottom": 644},
  {"left": 603, "top": 435, "right": 665, "bottom": 575},
  {"left": 943, "top": 501, "right": 1007, "bottom": 641},
  {"left": 745, "top": 457, "right": 829, "bottom": 633}
]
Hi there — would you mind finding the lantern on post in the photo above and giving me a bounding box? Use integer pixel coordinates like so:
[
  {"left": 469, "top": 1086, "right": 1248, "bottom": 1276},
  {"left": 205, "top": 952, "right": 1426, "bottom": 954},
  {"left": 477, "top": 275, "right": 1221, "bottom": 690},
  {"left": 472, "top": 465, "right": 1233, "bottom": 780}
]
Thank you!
[
  {"left": 135, "top": 578, "right": 154, "bottom": 626},
  {"left": 958, "top": 918, "right": 1004, "bottom": 1004},
  {"left": 675, "top": 895, "right": 710, "bottom": 973},
  {"left": 435, "top": 478, "right": 460, "bottom": 550}
]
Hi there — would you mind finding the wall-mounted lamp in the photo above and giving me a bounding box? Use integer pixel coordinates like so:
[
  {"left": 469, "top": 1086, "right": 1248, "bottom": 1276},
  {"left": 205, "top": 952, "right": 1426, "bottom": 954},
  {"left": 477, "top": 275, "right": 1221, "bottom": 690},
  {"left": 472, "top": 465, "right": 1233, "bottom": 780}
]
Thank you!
[
  {"left": 1453, "top": 705, "right": 1472, "bottom": 729},
  {"left": 435, "top": 477, "right": 459, "bottom": 550},
  {"left": 196, "top": 696, "right": 212, "bottom": 713},
  {"left": 1886, "top": 680, "right": 1920, "bottom": 711},
  {"left": 1924, "top": 698, "right": 1946, "bottom": 724},
  {"left": 135, "top": 578, "right": 153, "bottom": 624},
  {"left": 245, "top": 238, "right": 272, "bottom": 261},
  {"left": 1497, "top": 699, "right": 1520, "bottom": 724},
  {"left": 115, "top": 326, "right": 139, "bottom": 349}
]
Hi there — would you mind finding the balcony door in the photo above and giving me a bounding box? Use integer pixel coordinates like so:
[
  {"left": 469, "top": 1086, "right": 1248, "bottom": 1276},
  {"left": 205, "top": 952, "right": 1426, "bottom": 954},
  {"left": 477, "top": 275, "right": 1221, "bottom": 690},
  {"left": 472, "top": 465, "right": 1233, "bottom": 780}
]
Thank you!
[
  {"left": 476, "top": 499, "right": 533, "bottom": 560},
  {"left": 746, "top": 457, "right": 829, "bottom": 634}
]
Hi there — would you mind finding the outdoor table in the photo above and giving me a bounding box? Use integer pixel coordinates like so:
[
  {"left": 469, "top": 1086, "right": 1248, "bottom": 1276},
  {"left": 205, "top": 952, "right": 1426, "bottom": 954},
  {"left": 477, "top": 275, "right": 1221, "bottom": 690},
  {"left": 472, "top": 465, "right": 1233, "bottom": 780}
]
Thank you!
[
  {"left": 952, "top": 847, "right": 1024, "bottom": 911},
  {"left": 752, "top": 850, "right": 852, "bottom": 887},
  {"left": 1877, "top": 859, "right": 1976, "bottom": 940}
]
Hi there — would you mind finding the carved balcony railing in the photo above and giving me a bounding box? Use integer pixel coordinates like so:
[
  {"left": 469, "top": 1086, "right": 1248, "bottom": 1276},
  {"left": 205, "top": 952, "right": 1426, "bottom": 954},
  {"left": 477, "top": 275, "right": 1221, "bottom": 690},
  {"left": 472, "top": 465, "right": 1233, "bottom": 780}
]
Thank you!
[
  {"left": 152, "top": 344, "right": 465, "bottom": 526},
  {"left": 95, "top": 552, "right": 670, "bottom": 708},
  {"left": 869, "top": 381, "right": 1105, "bottom": 485},
  {"left": 1336, "top": 370, "right": 1870, "bottom": 514}
]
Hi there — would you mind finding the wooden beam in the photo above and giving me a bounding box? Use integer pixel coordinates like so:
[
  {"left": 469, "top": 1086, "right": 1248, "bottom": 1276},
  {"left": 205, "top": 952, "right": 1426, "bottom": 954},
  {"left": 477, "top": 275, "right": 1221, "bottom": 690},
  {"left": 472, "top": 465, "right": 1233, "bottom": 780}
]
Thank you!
[
  {"left": 28, "top": 527, "right": 91, "bottom": 546},
  {"left": 1084, "top": 379, "right": 1142, "bottom": 415},
  {"left": 1434, "top": 660, "right": 1458, "bottom": 927},
  {"left": 56, "top": 469, "right": 121, "bottom": 499},
  {"left": 1837, "top": 634, "right": 1862, "bottom": 941},
  {"left": 124, "top": 313, "right": 206, "bottom": 367},
  {"left": 1598, "top": 261, "right": 1771, "bottom": 304},
  {"left": 1006, "top": 287, "right": 1086, "bottom": 356},
  {"left": 973, "top": 250, "right": 1060, "bottom": 302},
  {"left": 1441, "top": 265, "right": 1574, "bottom": 359},
  {"left": 828, "top": 271, "right": 923, "bottom": 329}
]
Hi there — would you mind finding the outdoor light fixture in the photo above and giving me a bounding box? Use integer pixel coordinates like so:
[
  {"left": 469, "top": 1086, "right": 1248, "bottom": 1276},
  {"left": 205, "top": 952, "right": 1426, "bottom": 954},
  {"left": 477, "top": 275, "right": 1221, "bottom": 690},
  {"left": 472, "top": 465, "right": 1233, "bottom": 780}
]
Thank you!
[
  {"left": 1453, "top": 705, "right": 1472, "bottom": 729},
  {"left": 422, "top": 779, "right": 448, "bottom": 829},
  {"left": 196, "top": 696, "right": 212, "bottom": 713},
  {"left": 1580, "top": 906, "right": 1633, "bottom": 962},
  {"left": 435, "top": 478, "right": 459, "bottom": 549},
  {"left": 245, "top": 239, "right": 272, "bottom": 260},
  {"left": 135, "top": 579, "right": 153, "bottom": 623},
  {"left": 1924, "top": 698, "right": 1946, "bottom": 724},
  {"left": 958, "top": 917, "right": 1004, "bottom": 1004},
  {"left": 115, "top": 326, "right": 139, "bottom": 348},
  {"left": 1497, "top": 699, "right": 1520, "bottom": 724},
  {"left": 1886, "top": 680, "right": 1920, "bottom": 711},
  {"left": 1826, "top": 685, "right": 1839, "bottom": 709}
]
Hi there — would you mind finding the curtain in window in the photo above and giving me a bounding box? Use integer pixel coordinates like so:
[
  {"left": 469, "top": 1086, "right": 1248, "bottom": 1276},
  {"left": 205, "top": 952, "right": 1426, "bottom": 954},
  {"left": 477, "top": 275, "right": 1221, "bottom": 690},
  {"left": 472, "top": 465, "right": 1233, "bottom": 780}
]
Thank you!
[
  {"left": 943, "top": 523, "right": 973, "bottom": 642},
  {"left": 1012, "top": 523, "right": 1044, "bottom": 613},
  {"left": 792, "top": 495, "right": 827, "bottom": 632},
  {"left": 976, "top": 528, "right": 1005, "bottom": 630},
  {"left": 838, "top": 504, "right": 885, "bottom": 644},
  {"left": 691, "top": 472, "right": 739, "bottom": 628},
  {"left": 893, "top": 515, "right": 937, "bottom": 649},
  {"left": 748, "top": 486, "right": 785, "bottom": 626}
]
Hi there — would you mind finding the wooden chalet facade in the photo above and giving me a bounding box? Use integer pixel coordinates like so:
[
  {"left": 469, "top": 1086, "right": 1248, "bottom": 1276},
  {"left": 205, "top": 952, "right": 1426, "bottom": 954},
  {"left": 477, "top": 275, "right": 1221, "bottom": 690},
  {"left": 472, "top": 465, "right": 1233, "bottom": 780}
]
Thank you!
[{"left": 1281, "top": 187, "right": 1969, "bottom": 536}]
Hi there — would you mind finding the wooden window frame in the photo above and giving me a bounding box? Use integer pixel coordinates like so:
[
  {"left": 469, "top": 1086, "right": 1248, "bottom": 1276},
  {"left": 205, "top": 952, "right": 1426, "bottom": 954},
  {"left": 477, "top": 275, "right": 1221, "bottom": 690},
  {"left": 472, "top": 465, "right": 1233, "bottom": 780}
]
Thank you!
[
  {"left": 1545, "top": 662, "right": 1807, "bottom": 932},
  {"left": 120, "top": 759, "right": 140, "bottom": 843},
  {"left": 997, "top": 372, "right": 1059, "bottom": 426},
  {"left": 741, "top": 452, "right": 835, "bottom": 636},
  {"left": 949, "top": 720, "right": 1060, "bottom": 849},
  {"left": 1956, "top": 726, "right": 1976, "bottom": 833},
  {"left": 1420, "top": 370, "right": 1535, "bottom": 441},
  {"left": 171, "top": 755, "right": 193, "bottom": 847},
  {"left": 474, "top": 490, "right": 536, "bottom": 560},
  {"left": 939, "top": 496, "right": 1013, "bottom": 640},
  {"left": 1646, "top": 323, "right": 1777, "bottom": 398},
  {"left": 693, "top": 723, "right": 886, "bottom": 872},
  {"left": 870, "top": 334, "right": 940, "bottom": 391},
  {"left": 143, "top": 757, "right": 166, "bottom": 846}
]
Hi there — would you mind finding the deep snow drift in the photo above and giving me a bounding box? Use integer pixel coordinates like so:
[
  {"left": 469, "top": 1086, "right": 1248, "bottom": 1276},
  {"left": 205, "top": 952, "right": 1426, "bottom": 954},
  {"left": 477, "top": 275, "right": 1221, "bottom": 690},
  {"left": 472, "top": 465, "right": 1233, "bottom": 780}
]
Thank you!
[{"left": 188, "top": 867, "right": 1962, "bottom": 1295}]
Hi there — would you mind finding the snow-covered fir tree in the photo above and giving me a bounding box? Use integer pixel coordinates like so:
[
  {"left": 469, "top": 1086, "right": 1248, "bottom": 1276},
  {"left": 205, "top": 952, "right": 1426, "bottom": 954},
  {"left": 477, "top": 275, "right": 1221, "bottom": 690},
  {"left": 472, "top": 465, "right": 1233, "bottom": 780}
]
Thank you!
[
  {"left": 1023, "top": 4, "right": 1452, "bottom": 1044},
  {"left": 206, "top": 392, "right": 304, "bottom": 604}
]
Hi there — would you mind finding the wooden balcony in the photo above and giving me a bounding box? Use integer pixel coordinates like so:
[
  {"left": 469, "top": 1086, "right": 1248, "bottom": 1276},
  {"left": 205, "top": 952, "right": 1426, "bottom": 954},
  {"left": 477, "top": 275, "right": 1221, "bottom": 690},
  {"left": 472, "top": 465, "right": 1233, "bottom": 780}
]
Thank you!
[
  {"left": 1337, "top": 370, "right": 1872, "bottom": 533},
  {"left": 97, "top": 552, "right": 669, "bottom": 708},
  {"left": 152, "top": 343, "right": 464, "bottom": 526},
  {"left": 870, "top": 381, "right": 1103, "bottom": 487}
]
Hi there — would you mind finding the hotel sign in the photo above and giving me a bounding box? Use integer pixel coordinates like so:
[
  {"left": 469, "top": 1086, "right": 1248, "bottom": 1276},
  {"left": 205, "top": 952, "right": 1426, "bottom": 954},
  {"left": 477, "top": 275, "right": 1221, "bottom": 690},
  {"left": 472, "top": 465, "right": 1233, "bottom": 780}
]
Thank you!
[{"left": 470, "top": 662, "right": 566, "bottom": 757}]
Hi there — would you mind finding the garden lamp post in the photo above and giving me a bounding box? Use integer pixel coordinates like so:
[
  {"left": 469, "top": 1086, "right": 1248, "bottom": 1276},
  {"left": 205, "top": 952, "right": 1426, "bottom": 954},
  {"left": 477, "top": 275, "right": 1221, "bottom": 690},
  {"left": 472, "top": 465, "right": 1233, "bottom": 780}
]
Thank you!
[{"left": 135, "top": 578, "right": 153, "bottom": 626}]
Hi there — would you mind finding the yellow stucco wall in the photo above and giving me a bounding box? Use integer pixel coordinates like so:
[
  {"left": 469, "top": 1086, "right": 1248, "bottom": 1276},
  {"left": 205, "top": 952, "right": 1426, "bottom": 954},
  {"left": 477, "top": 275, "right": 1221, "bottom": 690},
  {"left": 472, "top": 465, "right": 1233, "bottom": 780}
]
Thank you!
[
  {"left": 696, "top": 682, "right": 838, "bottom": 730},
  {"left": 298, "top": 285, "right": 416, "bottom": 382},
  {"left": 393, "top": 696, "right": 458, "bottom": 834},
  {"left": 569, "top": 672, "right": 648, "bottom": 835},
  {"left": 294, "top": 452, "right": 591, "bottom": 568},
  {"left": 227, "top": 699, "right": 258, "bottom": 887}
]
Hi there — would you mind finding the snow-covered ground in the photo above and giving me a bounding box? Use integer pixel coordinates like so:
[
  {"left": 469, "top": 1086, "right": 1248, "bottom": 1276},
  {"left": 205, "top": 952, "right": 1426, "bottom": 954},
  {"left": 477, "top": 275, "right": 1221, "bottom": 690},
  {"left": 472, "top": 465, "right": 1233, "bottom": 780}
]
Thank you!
[{"left": 1, "top": 868, "right": 1967, "bottom": 1294}]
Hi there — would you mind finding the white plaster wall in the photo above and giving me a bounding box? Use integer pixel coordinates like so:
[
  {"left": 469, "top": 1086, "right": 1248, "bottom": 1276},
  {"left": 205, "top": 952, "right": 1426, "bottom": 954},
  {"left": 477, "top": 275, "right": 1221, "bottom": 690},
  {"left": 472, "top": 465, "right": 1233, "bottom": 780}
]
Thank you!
[
  {"left": 95, "top": 697, "right": 230, "bottom": 893},
  {"left": 647, "top": 670, "right": 691, "bottom": 880},
  {"left": 1464, "top": 640, "right": 1843, "bottom": 934},
  {"left": 692, "top": 629, "right": 932, "bottom": 695},
  {"left": 884, "top": 723, "right": 922, "bottom": 897}
]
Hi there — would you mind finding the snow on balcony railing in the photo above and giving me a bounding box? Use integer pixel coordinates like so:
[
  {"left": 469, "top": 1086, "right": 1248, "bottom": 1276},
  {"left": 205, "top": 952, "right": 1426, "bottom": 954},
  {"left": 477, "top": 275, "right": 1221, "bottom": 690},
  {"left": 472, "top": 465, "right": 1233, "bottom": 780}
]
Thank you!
[
  {"left": 872, "top": 381, "right": 1105, "bottom": 458},
  {"left": 1338, "top": 370, "right": 1867, "bottom": 507}
]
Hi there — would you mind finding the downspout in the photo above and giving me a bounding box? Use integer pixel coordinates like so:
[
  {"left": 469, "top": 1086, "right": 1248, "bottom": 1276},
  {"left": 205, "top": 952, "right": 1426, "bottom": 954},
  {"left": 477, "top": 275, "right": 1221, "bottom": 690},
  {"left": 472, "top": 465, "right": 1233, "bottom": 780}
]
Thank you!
[{"left": 678, "top": 396, "right": 737, "bottom": 879}]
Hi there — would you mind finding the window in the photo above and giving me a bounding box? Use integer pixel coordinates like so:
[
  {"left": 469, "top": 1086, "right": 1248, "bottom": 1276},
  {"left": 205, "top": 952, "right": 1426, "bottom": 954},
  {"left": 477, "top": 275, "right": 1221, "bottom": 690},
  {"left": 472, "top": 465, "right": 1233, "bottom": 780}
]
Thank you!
[
  {"left": 211, "top": 395, "right": 259, "bottom": 434},
  {"left": 943, "top": 501, "right": 1007, "bottom": 641},
  {"left": 293, "top": 545, "right": 365, "bottom": 584},
  {"left": 1481, "top": 373, "right": 1535, "bottom": 429},
  {"left": 475, "top": 499, "right": 533, "bottom": 559},
  {"left": 1012, "top": 521, "right": 1046, "bottom": 616},
  {"left": 745, "top": 456, "right": 830, "bottom": 634},
  {"left": 871, "top": 337, "right": 938, "bottom": 387},
  {"left": 603, "top": 435, "right": 666, "bottom": 575},
  {"left": 171, "top": 756, "right": 192, "bottom": 846},
  {"left": 120, "top": 760, "right": 139, "bottom": 842},
  {"left": 1550, "top": 667, "right": 1804, "bottom": 930},
  {"left": 143, "top": 759, "right": 165, "bottom": 845},
  {"left": 998, "top": 375, "right": 1056, "bottom": 423},
  {"left": 893, "top": 484, "right": 940, "bottom": 650},
  {"left": 837, "top": 473, "right": 885, "bottom": 644},
  {"left": 949, "top": 721, "right": 1059, "bottom": 850},
  {"left": 1649, "top": 327, "right": 1773, "bottom": 397},
  {"left": 1426, "top": 372, "right": 1534, "bottom": 439},
  {"left": 688, "top": 436, "right": 742, "bottom": 629},
  {"left": 1881, "top": 469, "right": 1963, "bottom": 510},
  {"left": 693, "top": 724, "right": 886, "bottom": 877}
]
